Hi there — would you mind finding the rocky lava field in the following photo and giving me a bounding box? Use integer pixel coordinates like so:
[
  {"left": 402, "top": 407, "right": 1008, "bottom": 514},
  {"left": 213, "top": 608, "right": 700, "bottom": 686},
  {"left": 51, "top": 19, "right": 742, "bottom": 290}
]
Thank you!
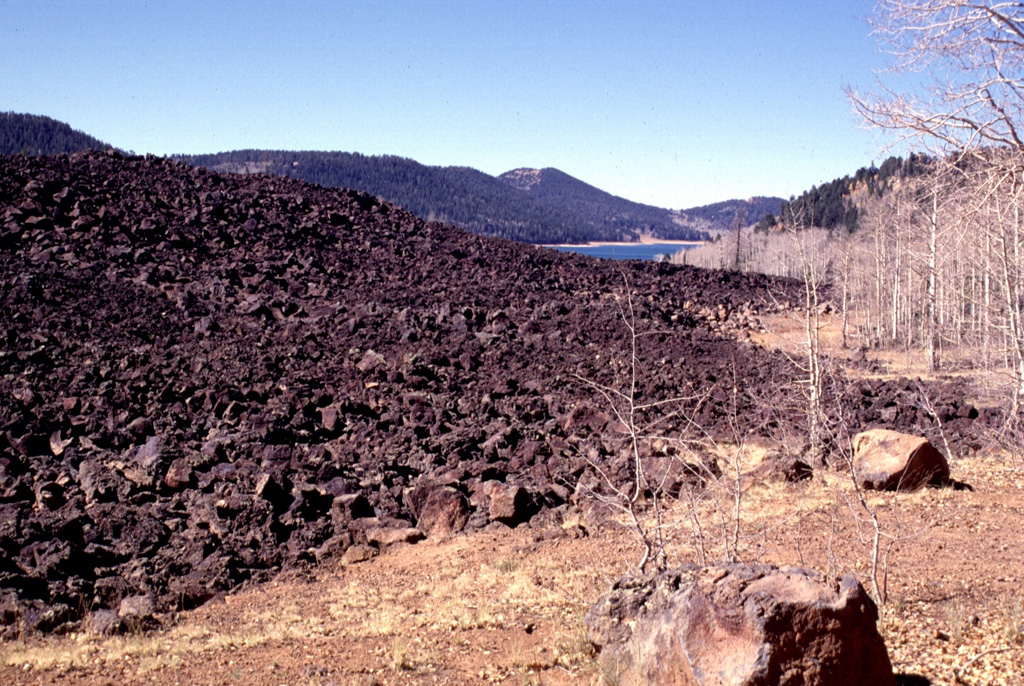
[{"left": 0, "top": 151, "right": 989, "bottom": 638}]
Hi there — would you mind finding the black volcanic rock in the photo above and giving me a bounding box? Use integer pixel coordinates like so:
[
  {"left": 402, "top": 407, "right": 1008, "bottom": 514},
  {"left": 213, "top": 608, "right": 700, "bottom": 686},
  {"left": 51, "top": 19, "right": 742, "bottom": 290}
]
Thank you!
[{"left": 0, "top": 151, "right": 978, "bottom": 635}]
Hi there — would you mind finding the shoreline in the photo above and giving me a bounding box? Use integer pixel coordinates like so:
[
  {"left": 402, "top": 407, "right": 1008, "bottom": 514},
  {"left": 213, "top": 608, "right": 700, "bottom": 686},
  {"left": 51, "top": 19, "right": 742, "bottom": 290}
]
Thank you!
[{"left": 540, "top": 239, "right": 704, "bottom": 248}]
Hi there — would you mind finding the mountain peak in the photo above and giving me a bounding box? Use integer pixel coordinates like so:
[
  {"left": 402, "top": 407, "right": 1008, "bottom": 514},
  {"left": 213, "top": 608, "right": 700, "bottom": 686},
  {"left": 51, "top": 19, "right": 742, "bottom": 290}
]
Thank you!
[{"left": 499, "top": 168, "right": 544, "bottom": 192}]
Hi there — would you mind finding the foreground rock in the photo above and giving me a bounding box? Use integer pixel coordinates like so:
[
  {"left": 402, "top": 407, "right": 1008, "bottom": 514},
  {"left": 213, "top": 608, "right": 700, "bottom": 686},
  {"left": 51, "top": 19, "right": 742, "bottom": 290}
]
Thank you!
[
  {"left": 586, "top": 563, "right": 895, "bottom": 686},
  {"left": 853, "top": 429, "right": 950, "bottom": 491}
]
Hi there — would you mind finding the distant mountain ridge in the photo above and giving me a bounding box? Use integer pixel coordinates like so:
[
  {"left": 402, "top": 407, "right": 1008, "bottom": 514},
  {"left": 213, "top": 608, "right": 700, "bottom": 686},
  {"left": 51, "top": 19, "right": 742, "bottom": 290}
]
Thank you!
[
  {"left": 178, "top": 149, "right": 646, "bottom": 244},
  {"left": 0, "top": 112, "right": 113, "bottom": 156},
  {"left": 676, "top": 196, "right": 787, "bottom": 232},
  {"left": 179, "top": 150, "right": 739, "bottom": 244},
  {"left": 179, "top": 151, "right": 785, "bottom": 244},
  {"left": 499, "top": 166, "right": 696, "bottom": 238},
  {"left": 762, "top": 154, "right": 931, "bottom": 232},
  {"left": 0, "top": 111, "right": 783, "bottom": 245},
  {"left": 501, "top": 166, "right": 783, "bottom": 240}
]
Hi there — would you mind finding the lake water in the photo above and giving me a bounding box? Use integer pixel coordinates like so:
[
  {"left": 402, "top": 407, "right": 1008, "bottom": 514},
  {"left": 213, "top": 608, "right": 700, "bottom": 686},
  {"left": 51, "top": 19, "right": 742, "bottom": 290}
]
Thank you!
[{"left": 549, "top": 242, "right": 698, "bottom": 262}]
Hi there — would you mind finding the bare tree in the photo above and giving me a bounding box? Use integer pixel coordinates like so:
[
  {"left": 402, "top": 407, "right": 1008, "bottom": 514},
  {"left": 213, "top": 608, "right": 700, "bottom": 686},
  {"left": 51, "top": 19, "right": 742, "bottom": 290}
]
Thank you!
[
  {"left": 848, "top": 1, "right": 1024, "bottom": 161},
  {"left": 780, "top": 200, "right": 832, "bottom": 462},
  {"left": 733, "top": 206, "right": 747, "bottom": 272},
  {"left": 850, "top": 0, "right": 1024, "bottom": 416},
  {"left": 969, "top": 155, "right": 1024, "bottom": 408},
  {"left": 573, "top": 278, "right": 713, "bottom": 573}
]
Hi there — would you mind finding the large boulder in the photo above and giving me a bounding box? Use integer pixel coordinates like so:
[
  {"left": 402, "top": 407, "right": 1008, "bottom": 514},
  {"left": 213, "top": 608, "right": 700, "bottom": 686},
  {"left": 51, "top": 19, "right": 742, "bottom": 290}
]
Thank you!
[
  {"left": 852, "top": 429, "right": 949, "bottom": 492},
  {"left": 471, "top": 481, "right": 538, "bottom": 527},
  {"left": 413, "top": 485, "right": 470, "bottom": 538},
  {"left": 585, "top": 563, "right": 895, "bottom": 686},
  {"left": 487, "top": 482, "right": 533, "bottom": 526}
]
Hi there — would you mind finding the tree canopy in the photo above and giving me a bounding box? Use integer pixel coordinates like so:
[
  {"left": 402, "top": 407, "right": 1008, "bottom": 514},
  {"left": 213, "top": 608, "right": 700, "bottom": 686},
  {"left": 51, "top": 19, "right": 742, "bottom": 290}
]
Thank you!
[{"left": 0, "top": 112, "right": 112, "bottom": 156}]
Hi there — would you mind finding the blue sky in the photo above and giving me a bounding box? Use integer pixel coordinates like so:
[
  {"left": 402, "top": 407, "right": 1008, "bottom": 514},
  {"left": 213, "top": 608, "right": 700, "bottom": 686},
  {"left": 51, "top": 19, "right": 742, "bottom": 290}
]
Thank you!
[{"left": 1, "top": 1, "right": 891, "bottom": 208}]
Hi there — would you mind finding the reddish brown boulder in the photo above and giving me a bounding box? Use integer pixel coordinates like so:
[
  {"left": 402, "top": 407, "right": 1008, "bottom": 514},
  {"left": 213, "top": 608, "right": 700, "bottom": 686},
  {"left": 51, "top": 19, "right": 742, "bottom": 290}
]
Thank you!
[
  {"left": 415, "top": 486, "right": 470, "bottom": 538},
  {"left": 163, "top": 457, "right": 194, "bottom": 490},
  {"left": 364, "top": 526, "right": 424, "bottom": 548},
  {"left": 853, "top": 429, "right": 949, "bottom": 492},
  {"left": 586, "top": 563, "right": 895, "bottom": 686},
  {"left": 484, "top": 482, "right": 534, "bottom": 527}
]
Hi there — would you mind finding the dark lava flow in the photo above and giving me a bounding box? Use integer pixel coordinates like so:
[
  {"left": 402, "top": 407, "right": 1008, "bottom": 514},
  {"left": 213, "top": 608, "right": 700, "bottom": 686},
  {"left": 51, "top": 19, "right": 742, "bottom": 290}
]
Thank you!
[{"left": 0, "top": 151, "right": 987, "bottom": 635}]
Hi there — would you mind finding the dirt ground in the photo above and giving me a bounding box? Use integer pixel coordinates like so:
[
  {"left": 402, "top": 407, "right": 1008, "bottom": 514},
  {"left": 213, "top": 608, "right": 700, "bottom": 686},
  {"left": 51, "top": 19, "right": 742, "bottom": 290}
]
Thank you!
[{"left": 1, "top": 444, "right": 1021, "bottom": 686}]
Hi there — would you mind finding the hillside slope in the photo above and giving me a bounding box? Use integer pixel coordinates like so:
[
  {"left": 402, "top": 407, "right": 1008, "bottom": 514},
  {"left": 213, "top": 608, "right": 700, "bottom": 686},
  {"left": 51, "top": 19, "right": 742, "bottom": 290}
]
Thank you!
[
  {"left": 761, "top": 154, "right": 931, "bottom": 232},
  {"left": 178, "top": 150, "right": 716, "bottom": 244},
  {"left": 502, "top": 167, "right": 782, "bottom": 239},
  {"left": 676, "top": 196, "right": 785, "bottom": 232},
  {"left": 0, "top": 112, "right": 113, "bottom": 156},
  {"left": 0, "top": 113, "right": 778, "bottom": 244}
]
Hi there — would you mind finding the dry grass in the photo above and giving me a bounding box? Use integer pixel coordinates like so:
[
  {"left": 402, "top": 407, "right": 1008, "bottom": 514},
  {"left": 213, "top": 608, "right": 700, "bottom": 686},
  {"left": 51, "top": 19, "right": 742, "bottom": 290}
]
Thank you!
[
  {"left": 3, "top": 455, "right": 1023, "bottom": 685},
  {"left": 752, "top": 308, "right": 1017, "bottom": 414},
  {"left": 0, "top": 620, "right": 308, "bottom": 675}
]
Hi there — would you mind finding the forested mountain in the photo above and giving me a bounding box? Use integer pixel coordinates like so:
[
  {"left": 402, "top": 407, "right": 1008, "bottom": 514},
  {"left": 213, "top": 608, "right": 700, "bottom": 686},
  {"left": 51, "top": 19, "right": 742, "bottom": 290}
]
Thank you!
[
  {"left": 760, "top": 154, "right": 931, "bottom": 232},
  {"left": 0, "top": 113, "right": 778, "bottom": 244},
  {"left": 0, "top": 112, "right": 113, "bottom": 155},
  {"left": 178, "top": 150, "right": 642, "bottom": 244},
  {"left": 179, "top": 150, "right": 726, "bottom": 244},
  {"left": 498, "top": 167, "right": 759, "bottom": 240},
  {"left": 673, "top": 196, "right": 785, "bottom": 233}
]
